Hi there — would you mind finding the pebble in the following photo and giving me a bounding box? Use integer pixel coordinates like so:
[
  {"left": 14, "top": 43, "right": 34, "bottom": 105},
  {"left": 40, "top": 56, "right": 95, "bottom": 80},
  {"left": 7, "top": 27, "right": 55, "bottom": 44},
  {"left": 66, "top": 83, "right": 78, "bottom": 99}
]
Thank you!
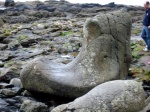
[
  {"left": 1, "top": 87, "right": 21, "bottom": 97},
  {"left": 0, "top": 61, "right": 4, "bottom": 67}
]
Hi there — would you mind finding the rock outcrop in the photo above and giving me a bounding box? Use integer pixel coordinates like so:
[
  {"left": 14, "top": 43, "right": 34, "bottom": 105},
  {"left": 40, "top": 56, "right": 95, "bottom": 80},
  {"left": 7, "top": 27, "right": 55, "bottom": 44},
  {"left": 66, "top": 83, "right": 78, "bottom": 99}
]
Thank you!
[
  {"left": 51, "top": 80, "right": 146, "bottom": 112},
  {"left": 20, "top": 10, "right": 132, "bottom": 98}
]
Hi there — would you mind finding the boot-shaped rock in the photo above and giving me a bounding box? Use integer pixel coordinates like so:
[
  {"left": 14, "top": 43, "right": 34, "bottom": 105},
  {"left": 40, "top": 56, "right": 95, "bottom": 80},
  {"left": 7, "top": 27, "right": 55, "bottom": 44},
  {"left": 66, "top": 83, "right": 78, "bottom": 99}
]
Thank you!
[{"left": 20, "top": 10, "right": 132, "bottom": 98}]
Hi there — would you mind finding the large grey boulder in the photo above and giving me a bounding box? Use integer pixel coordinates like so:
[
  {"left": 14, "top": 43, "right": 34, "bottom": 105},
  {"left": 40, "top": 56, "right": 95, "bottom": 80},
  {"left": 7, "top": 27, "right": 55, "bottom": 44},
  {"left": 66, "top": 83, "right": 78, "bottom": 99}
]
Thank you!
[
  {"left": 52, "top": 80, "right": 146, "bottom": 112},
  {"left": 20, "top": 10, "right": 132, "bottom": 98}
]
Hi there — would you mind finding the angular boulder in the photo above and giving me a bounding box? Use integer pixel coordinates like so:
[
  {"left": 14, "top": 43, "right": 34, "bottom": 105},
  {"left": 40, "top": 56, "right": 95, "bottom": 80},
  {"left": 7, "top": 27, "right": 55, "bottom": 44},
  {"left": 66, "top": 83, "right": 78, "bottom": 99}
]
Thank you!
[
  {"left": 52, "top": 80, "right": 146, "bottom": 112},
  {"left": 20, "top": 10, "right": 132, "bottom": 98}
]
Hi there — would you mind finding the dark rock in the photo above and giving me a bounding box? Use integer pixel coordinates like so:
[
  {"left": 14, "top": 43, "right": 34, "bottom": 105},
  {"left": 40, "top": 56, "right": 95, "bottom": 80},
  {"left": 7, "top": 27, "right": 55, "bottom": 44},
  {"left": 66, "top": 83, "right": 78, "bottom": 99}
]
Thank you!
[
  {"left": 4, "top": 0, "right": 15, "bottom": 7},
  {"left": 0, "top": 98, "right": 8, "bottom": 106},
  {"left": 0, "top": 61, "right": 4, "bottom": 67},
  {"left": 0, "top": 43, "right": 8, "bottom": 50},
  {"left": 0, "top": 94, "right": 6, "bottom": 98},
  {"left": 0, "top": 7, "right": 6, "bottom": 14},
  {"left": 6, "top": 106, "right": 18, "bottom": 112},
  {"left": 81, "top": 3, "right": 100, "bottom": 8},
  {"left": 0, "top": 107, "right": 13, "bottom": 112},
  {"left": 104, "top": 2, "right": 116, "bottom": 8},
  {"left": 5, "top": 99, "right": 17, "bottom": 105},
  {"left": 12, "top": 96, "right": 35, "bottom": 104},
  {"left": 66, "top": 6, "right": 82, "bottom": 14},
  {"left": 27, "top": 10, "right": 50, "bottom": 18},
  {"left": 2, "top": 36, "right": 15, "bottom": 44},
  {"left": 36, "top": 4, "right": 56, "bottom": 12},
  {"left": 15, "top": 4, "right": 33, "bottom": 11}
]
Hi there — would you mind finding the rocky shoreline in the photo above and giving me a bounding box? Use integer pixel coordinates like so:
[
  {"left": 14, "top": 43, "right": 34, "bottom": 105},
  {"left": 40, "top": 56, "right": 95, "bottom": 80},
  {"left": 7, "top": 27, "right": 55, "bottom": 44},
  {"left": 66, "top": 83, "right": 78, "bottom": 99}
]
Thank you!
[{"left": 0, "top": 0, "right": 150, "bottom": 112}]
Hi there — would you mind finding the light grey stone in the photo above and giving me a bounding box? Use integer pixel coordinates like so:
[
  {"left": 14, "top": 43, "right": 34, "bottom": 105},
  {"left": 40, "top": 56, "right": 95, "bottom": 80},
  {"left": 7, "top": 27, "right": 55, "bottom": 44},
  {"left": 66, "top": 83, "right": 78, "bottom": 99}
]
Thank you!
[
  {"left": 20, "top": 10, "right": 132, "bottom": 98},
  {"left": 9, "top": 78, "right": 23, "bottom": 88},
  {"left": 52, "top": 80, "right": 146, "bottom": 112}
]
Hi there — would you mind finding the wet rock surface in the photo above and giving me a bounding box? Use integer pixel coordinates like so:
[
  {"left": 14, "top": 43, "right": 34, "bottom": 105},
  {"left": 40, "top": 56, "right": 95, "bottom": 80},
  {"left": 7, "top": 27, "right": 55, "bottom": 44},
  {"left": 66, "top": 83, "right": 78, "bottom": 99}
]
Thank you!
[{"left": 0, "top": 0, "right": 149, "bottom": 112}]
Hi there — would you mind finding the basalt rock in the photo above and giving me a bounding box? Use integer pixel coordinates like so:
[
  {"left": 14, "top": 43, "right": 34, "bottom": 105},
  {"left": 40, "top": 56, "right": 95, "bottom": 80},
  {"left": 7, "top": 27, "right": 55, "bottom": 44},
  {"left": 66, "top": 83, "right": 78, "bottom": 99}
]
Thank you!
[
  {"left": 51, "top": 80, "right": 146, "bottom": 112},
  {"left": 20, "top": 10, "right": 132, "bottom": 98},
  {"left": 4, "top": 0, "right": 15, "bottom": 7}
]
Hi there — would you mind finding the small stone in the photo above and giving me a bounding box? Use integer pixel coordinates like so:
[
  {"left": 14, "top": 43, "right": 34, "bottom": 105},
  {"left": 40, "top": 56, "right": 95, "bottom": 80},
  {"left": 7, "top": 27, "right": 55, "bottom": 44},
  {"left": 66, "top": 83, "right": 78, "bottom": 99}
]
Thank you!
[
  {"left": 12, "top": 96, "right": 36, "bottom": 107},
  {"left": 20, "top": 100, "right": 48, "bottom": 112},
  {"left": 5, "top": 99, "right": 17, "bottom": 105},
  {"left": 9, "top": 78, "right": 23, "bottom": 88},
  {"left": 22, "top": 90, "right": 32, "bottom": 97},
  {"left": 50, "top": 32, "right": 61, "bottom": 37},
  {"left": 1, "top": 87, "right": 20, "bottom": 97},
  {"left": 0, "top": 61, "right": 4, "bottom": 67},
  {"left": 37, "top": 24, "right": 45, "bottom": 29},
  {"left": 0, "top": 44, "right": 8, "bottom": 50}
]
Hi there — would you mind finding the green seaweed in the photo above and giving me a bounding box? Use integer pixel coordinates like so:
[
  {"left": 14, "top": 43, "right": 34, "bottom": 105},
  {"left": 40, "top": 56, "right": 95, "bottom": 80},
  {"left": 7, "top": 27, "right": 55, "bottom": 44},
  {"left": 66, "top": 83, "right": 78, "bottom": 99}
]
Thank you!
[{"left": 61, "top": 30, "right": 73, "bottom": 36}]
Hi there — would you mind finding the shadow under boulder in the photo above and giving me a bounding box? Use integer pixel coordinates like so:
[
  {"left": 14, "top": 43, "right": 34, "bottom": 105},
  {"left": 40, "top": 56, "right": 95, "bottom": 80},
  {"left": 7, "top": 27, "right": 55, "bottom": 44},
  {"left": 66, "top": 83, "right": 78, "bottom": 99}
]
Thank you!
[{"left": 20, "top": 10, "right": 132, "bottom": 98}]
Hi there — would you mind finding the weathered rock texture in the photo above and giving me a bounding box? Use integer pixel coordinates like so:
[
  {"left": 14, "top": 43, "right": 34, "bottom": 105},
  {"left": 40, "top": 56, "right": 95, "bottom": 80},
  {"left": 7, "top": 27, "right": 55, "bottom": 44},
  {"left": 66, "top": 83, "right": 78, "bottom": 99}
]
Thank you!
[
  {"left": 51, "top": 80, "right": 146, "bottom": 112},
  {"left": 20, "top": 10, "right": 132, "bottom": 98},
  {"left": 20, "top": 100, "right": 48, "bottom": 112},
  {"left": 140, "top": 97, "right": 150, "bottom": 112}
]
